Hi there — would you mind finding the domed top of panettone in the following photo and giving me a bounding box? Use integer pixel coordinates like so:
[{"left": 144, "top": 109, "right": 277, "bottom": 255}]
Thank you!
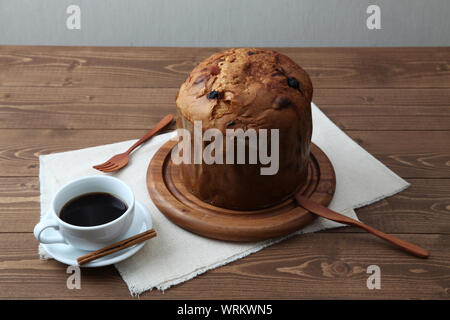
[{"left": 176, "top": 48, "right": 313, "bottom": 131}]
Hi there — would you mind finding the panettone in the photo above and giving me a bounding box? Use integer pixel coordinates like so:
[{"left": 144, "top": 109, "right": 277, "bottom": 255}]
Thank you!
[{"left": 175, "top": 48, "right": 313, "bottom": 210}]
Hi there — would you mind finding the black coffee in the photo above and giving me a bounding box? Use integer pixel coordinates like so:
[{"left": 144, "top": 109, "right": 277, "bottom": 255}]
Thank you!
[{"left": 59, "top": 192, "right": 128, "bottom": 227}]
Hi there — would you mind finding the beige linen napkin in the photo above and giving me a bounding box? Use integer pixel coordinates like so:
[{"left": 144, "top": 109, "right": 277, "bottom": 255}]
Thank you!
[{"left": 38, "top": 103, "right": 409, "bottom": 295}]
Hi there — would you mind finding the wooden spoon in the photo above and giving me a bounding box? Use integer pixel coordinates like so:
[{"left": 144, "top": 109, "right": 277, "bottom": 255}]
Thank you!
[{"left": 295, "top": 194, "right": 429, "bottom": 258}]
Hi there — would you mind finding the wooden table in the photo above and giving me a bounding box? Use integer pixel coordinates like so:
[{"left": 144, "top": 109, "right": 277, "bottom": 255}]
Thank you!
[{"left": 0, "top": 47, "right": 448, "bottom": 299}]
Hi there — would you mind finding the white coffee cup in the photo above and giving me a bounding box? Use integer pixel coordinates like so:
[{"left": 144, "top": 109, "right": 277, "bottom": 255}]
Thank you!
[{"left": 34, "top": 175, "right": 135, "bottom": 251}]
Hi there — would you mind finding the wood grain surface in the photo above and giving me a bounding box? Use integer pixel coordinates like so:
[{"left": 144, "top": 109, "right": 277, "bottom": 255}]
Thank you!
[{"left": 0, "top": 46, "right": 448, "bottom": 299}]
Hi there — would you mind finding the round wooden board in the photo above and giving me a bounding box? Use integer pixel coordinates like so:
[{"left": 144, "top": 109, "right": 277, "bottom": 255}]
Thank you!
[{"left": 146, "top": 140, "right": 336, "bottom": 242}]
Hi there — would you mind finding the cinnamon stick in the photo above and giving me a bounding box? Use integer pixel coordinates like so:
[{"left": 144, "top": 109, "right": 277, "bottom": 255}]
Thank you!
[{"left": 77, "top": 229, "right": 157, "bottom": 266}]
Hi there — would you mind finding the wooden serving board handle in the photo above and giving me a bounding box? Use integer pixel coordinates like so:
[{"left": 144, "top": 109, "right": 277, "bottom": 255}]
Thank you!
[{"left": 295, "top": 194, "right": 429, "bottom": 259}]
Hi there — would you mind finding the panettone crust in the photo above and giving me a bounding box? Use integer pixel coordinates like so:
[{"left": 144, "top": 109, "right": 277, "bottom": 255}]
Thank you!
[{"left": 175, "top": 48, "right": 313, "bottom": 210}]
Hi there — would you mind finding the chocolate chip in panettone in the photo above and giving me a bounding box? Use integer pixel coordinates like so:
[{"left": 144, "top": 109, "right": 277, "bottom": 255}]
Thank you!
[
  {"left": 208, "top": 90, "right": 220, "bottom": 99},
  {"left": 272, "top": 96, "right": 292, "bottom": 109},
  {"left": 247, "top": 51, "right": 255, "bottom": 56},
  {"left": 287, "top": 77, "right": 300, "bottom": 89}
]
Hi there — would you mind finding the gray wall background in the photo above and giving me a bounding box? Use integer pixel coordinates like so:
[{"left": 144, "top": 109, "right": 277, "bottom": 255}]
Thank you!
[{"left": 0, "top": 0, "right": 449, "bottom": 47}]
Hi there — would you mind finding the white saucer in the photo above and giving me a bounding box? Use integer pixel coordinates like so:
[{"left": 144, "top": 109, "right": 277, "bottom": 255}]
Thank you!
[{"left": 41, "top": 200, "right": 152, "bottom": 268}]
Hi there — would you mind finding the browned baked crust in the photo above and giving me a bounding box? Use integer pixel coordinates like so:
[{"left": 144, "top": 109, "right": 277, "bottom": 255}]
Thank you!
[{"left": 175, "top": 48, "right": 313, "bottom": 210}]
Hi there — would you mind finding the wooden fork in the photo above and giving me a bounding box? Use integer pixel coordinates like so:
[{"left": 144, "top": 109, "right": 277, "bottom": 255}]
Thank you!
[{"left": 93, "top": 114, "right": 174, "bottom": 173}]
